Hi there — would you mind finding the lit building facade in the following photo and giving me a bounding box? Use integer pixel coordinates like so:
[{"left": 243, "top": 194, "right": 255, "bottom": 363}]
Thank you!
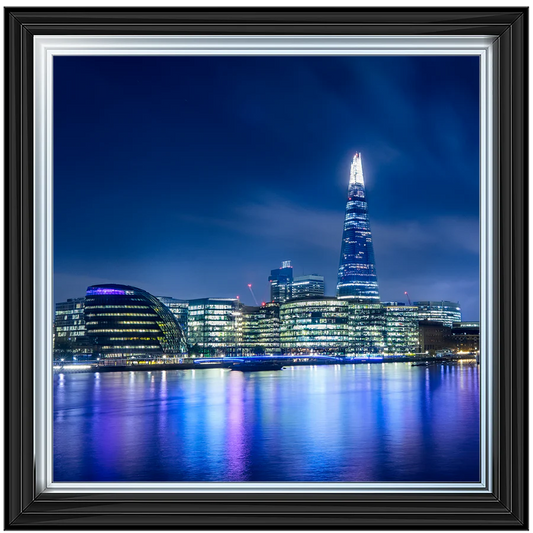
[
  {"left": 280, "top": 298, "right": 352, "bottom": 355},
  {"left": 415, "top": 301, "right": 462, "bottom": 327},
  {"left": 53, "top": 297, "right": 92, "bottom": 358},
  {"left": 291, "top": 275, "right": 325, "bottom": 299},
  {"left": 241, "top": 303, "right": 281, "bottom": 355},
  {"left": 382, "top": 302, "right": 419, "bottom": 355},
  {"left": 187, "top": 298, "right": 240, "bottom": 357},
  {"left": 350, "top": 303, "right": 386, "bottom": 355},
  {"left": 450, "top": 321, "right": 479, "bottom": 353},
  {"left": 336, "top": 153, "right": 380, "bottom": 302},
  {"left": 157, "top": 296, "right": 189, "bottom": 338},
  {"left": 268, "top": 260, "right": 294, "bottom": 303},
  {"left": 84, "top": 284, "right": 187, "bottom": 359}
]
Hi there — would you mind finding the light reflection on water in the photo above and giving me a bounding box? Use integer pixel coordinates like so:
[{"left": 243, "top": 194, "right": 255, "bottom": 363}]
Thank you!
[{"left": 54, "top": 363, "right": 479, "bottom": 483}]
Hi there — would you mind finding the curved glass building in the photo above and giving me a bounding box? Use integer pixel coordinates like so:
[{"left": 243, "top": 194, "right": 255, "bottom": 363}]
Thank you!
[
  {"left": 336, "top": 153, "right": 380, "bottom": 302},
  {"left": 84, "top": 284, "right": 187, "bottom": 359},
  {"left": 280, "top": 298, "right": 352, "bottom": 355}
]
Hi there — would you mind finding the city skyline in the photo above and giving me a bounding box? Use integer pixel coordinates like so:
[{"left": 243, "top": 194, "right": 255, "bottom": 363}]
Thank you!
[{"left": 54, "top": 55, "right": 480, "bottom": 319}]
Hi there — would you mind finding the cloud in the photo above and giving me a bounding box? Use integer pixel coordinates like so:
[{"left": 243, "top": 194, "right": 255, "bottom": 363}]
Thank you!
[
  {"left": 372, "top": 216, "right": 479, "bottom": 257},
  {"left": 178, "top": 196, "right": 345, "bottom": 254}
]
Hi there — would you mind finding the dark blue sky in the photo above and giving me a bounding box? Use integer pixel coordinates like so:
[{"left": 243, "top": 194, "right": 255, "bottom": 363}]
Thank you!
[{"left": 54, "top": 55, "right": 480, "bottom": 319}]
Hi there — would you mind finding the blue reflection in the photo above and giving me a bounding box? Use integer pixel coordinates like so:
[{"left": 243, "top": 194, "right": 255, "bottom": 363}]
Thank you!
[{"left": 54, "top": 364, "right": 480, "bottom": 482}]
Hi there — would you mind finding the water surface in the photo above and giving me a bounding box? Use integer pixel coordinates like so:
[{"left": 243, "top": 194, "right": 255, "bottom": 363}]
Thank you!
[{"left": 54, "top": 363, "right": 480, "bottom": 482}]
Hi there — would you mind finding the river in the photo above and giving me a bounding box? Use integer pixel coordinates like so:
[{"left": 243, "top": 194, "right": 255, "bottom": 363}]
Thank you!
[{"left": 54, "top": 362, "right": 480, "bottom": 483}]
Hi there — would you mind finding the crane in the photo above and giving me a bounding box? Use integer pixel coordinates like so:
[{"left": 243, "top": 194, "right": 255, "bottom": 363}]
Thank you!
[
  {"left": 404, "top": 291, "right": 412, "bottom": 305},
  {"left": 248, "top": 284, "right": 259, "bottom": 306}
]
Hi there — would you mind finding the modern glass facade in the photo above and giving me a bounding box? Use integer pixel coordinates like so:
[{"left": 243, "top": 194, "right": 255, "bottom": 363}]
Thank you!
[
  {"left": 53, "top": 297, "right": 92, "bottom": 358},
  {"left": 187, "top": 298, "right": 239, "bottom": 357},
  {"left": 280, "top": 298, "right": 352, "bottom": 355},
  {"left": 415, "top": 301, "right": 462, "bottom": 327},
  {"left": 84, "top": 284, "right": 187, "bottom": 359},
  {"left": 336, "top": 153, "right": 380, "bottom": 302},
  {"left": 268, "top": 260, "right": 294, "bottom": 303},
  {"left": 291, "top": 275, "right": 325, "bottom": 299},
  {"left": 157, "top": 296, "right": 189, "bottom": 338},
  {"left": 382, "top": 303, "right": 419, "bottom": 355},
  {"left": 350, "top": 303, "right": 385, "bottom": 355},
  {"left": 241, "top": 303, "right": 281, "bottom": 355}
]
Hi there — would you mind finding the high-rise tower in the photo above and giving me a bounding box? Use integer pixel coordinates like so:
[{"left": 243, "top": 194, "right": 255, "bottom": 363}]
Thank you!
[
  {"left": 268, "top": 261, "right": 294, "bottom": 303},
  {"left": 336, "top": 153, "right": 380, "bottom": 302}
]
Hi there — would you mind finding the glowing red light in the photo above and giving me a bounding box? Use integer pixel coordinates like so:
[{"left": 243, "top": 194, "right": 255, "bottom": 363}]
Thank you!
[
  {"left": 262, "top": 302, "right": 266, "bottom": 306},
  {"left": 248, "top": 284, "right": 252, "bottom": 288}
]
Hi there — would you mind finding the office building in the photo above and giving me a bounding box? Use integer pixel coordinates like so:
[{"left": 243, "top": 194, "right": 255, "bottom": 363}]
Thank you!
[
  {"left": 382, "top": 302, "right": 419, "bottom": 355},
  {"left": 53, "top": 297, "right": 92, "bottom": 358},
  {"left": 450, "top": 321, "right": 480, "bottom": 353},
  {"left": 187, "top": 298, "right": 240, "bottom": 357},
  {"left": 268, "top": 260, "right": 294, "bottom": 303},
  {"left": 84, "top": 284, "right": 187, "bottom": 360},
  {"left": 291, "top": 274, "right": 325, "bottom": 299},
  {"left": 280, "top": 298, "right": 352, "bottom": 355},
  {"left": 241, "top": 303, "right": 281, "bottom": 355},
  {"left": 418, "top": 320, "right": 452, "bottom": 354},
  {"left": 415, "top": 301, "right": 462, "bottom": 327},
  {"left": 351, "top": 302, "right": 386, "bottom": 355},
  {"left": 336, "top": 153, "right": 380, "bottom": 302},
  {"left": 157, "top": 296, "right": 189, "bottom": 338}
]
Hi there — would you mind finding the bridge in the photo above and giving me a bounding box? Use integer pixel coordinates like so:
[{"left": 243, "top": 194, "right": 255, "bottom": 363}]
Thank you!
[{"left": 194, "top": 355, "right": 348, "bottom": 365}]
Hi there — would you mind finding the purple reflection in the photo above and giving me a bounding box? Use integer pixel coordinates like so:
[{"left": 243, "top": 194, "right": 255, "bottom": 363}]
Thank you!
[
  {"left": 225, "top": 372, "right": 247, "bottom": 480},
  {"left": 54, "top": 364, "right": 480, "bottom": 483}
]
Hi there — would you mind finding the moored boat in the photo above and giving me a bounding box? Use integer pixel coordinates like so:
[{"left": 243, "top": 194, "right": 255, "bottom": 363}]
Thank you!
[{"left": 231, "top": 360, "right": 284, "bottom": 372}]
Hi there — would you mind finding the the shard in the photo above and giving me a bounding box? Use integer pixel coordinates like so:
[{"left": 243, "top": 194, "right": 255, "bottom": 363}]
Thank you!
[{"left": 336, "top": 153, "right": 380, "bottom": 302}]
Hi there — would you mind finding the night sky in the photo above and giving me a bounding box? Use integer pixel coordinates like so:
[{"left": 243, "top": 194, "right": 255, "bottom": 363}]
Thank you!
[{"left": 54, "top": 55, "right": 480, "bottom": 319}]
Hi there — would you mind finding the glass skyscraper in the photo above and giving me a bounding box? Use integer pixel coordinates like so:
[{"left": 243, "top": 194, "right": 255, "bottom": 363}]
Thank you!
[
  {"left": 268, "top": 260, "right": 294, "bottom": 303},
  {"left": 336, "top": 153, "right": 380, "bottom": 302}
]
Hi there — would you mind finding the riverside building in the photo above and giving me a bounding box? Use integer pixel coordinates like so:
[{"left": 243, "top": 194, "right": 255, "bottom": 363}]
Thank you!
[
  {"left": 187, "top": 298, "right": 240, "bottom": 357},
  {"left": 336, "top": 153, "right": 380, "bottom": 302},
  {"left": 53, "top": 297, "right": 92, "bottom": 359},
  {"left": 157, "top": 296, "right": 189, "bottom": 337},
  {"left": 450, "top": 321, "right": 479, "bottom": 353},
  {"left": 84, "top": 284, "right": 187, "bottom": 360},
  {"left": 241, "top": 303, "right": 281, "bottom": 355},
  {"left": 418, "top": 320, "right": 452, "bottom": 355},
  {"left": 280, "top": 298, "right": 352, "bottom": 355},
  {"left": 415, "top": 301, "right": 462, "bottom": 328},
  {"left": 351, "top": 302, "right": 386, "bottom": 355},
  {"left": 382, "top": 302, "right": 419, "bottom": 355}
]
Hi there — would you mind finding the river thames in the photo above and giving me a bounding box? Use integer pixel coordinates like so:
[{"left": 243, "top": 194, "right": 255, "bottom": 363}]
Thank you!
[{"left": 54, "top": 363, "right": 479, "bottom": 483}]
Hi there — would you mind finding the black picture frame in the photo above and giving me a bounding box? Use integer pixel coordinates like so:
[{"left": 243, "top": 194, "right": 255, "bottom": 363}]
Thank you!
[{"left": 5, "top": 8, "right": 528, "bottom": 529}]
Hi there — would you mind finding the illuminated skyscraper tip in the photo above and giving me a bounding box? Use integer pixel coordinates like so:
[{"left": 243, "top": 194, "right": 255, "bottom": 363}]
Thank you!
[
  {"left": 336, "top": 153, "right": 380, "bottom": 302},
  {"left": 350, "top": 152, "right": 365, "bottom": 186}
]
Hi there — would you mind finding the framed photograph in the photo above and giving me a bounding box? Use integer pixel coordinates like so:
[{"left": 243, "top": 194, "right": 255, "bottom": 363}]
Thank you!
[{"left": 6, "top": 8, "right": 527, "bottom": 529}]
